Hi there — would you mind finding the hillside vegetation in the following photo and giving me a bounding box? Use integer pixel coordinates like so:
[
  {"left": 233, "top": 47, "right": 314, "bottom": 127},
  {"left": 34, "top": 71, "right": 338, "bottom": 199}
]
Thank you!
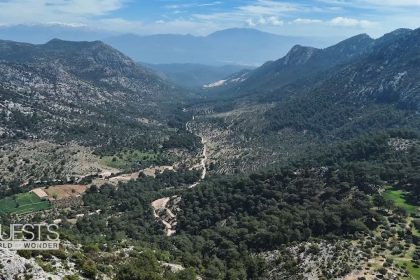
[{"left": 0, "top": 28, "right": 420, "bottom": 280}]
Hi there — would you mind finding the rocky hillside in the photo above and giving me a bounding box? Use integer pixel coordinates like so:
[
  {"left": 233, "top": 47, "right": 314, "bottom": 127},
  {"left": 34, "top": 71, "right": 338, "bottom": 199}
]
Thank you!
[
  {"left": 0, "top": 39, "right": 186, "bottom": 147},
  {"left": 0, "top": 38, "right": 173, "bottom": 96},
  {"left": 204, "top": 33, "right": 375, "bottom": 98},
  {"left": 192, "top": 28, "right": 420, "bottom": 174},
  {"left": 265, "top": 28, "right": 420, "bottom": 135},
  {"left": 0, "top": 39, "right": 196, "bottom": 183}
]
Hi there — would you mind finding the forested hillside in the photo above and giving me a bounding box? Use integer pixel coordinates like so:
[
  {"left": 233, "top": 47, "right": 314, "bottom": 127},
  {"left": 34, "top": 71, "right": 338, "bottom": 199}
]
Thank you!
[
  {"left": 4, "top": 131, "right": 414, "bottom": 279},
  {"left": 0, "top": 28, "right": 420, "bottom": 280},
  {"left": 0, "top": 39, "right": 198, "bottom": 183},
  {"left": 192, "top": 28, "right": 420, "bottom": 174}
]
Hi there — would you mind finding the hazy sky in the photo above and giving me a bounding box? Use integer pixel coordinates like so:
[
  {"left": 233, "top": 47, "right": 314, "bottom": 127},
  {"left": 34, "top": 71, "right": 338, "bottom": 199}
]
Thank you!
[{"left": 0, "top": 0, "right": 419, "bottom": 37}]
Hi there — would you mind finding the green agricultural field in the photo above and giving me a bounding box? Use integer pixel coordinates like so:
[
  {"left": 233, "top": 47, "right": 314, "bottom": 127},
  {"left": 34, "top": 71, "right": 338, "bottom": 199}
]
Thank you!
[
  {"left": 383, "top": 187, "right": 420, "bottom": 279},
  {"left": 396, "top": 257, "right": 420, "bottom": 280},
  {"left": 393, "top": 241, "right": 420, "bottom": 280},
  {"left": 0, "top": 192, "right": 51, "bottom": 215},
  {"left": 383, "top": 188, "right": 418, "bottom": 214},
  {"left": 101, "top": 149, "right": 170, "bottom": 170}
]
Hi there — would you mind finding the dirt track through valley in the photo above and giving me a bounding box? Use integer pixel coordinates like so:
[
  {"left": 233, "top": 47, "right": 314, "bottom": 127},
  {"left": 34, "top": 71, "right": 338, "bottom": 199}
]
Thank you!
[{"left": 152, "top": 117, "right": 208, "bottom": 236}]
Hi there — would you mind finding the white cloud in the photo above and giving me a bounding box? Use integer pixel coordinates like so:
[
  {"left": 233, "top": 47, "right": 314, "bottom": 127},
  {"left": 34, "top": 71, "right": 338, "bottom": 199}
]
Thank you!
[
  {"left": 330, "top": 17, "right": 376, "bottom": 28},
  {"left": 293, "top": 18, "right": 323, "bottom": 24},
  {"left": 246, "top": 18, "right": 257, "bottom": 27},
  {"left": 268, "top": 16, "right": 284, "bottom": 26},
  {"left": 96, "top": 17, "right": 143, "bottom": 32},
  {"left": 239, "top": 0, "right": 299, "bottom": 16},
  {"left": 364, "top": 0, "right": 420, "bottom": 6},
  {"left": 0, "top": 0, "right": 416, "bottom": 39},
  {"left": 247, "top": 16, "right": 284, "bottom": 27},
  {"left": 193, "top": 0, "right": 299, "bottom": 29},
  {"left": 164, "top": 2, "right": 222, "bottom": 10},
  {"left": 0, "top": 0, "right": 126, "bottom": 24},
  {"left": 97, "top": 17, "right": 220, "bottom": 35},
  {"left": 320, "top": 0, "right": 420, "bottom": 8}
]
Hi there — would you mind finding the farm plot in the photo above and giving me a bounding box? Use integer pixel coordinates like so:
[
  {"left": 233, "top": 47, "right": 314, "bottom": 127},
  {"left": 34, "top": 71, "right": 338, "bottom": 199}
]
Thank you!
[
  {"left": 43, "top": 185, "right": 87, "bottom": 200},
  {"left": 0, "top": 192, "right": 51, "bottom": 215}
]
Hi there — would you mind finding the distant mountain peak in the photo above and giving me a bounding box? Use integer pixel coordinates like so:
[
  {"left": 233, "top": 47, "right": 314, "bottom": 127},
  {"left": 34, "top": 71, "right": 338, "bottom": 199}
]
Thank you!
[
  {"left": 208, "top": 28, "right": 272, "bottom": 36},
  {"left": 283, "top": 45, "right": 319, "bottom": 65},
  {"left": 206, "top": 28, "right": 281, "bottom": 41},
  {"left": 375, "top": 28, "right": 413, "bottom": 46},
  {"left": 322, "top": 33, "right": 374, "bottom": 60},
  {"left": 327, "top": 33, "right": 373, "bottom": 50},
  {"left": 103, "top": 29, "right": 329, "bottom": 65},
  {"left": 384, "top": 28, "right": 412, "bottom": 37},
  {"left": 45, "top": 38, "right": 104, "bottom": 47},
  {"left": 351, "top": 33, "right": 371, "bottom": 40},
  {"left": 46, "top": 38, "right": 65, "bottom": 44}
]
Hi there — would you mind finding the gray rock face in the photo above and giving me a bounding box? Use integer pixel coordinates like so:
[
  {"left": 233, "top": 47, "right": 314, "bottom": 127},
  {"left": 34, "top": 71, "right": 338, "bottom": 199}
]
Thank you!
[
  {"left": 0, "top": 249, "right": 78, "bottom": 280},
  {"left": 283, "top": 45, "right": 319, "bottom": 66},
  {"left": 0, "top": 39, "right": 181, "bottom": 145}
]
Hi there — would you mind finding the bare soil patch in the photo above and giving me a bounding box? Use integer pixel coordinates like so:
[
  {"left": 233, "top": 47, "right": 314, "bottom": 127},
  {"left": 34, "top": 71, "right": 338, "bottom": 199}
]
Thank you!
[{"left": 43, "top": 184, "right": 87, "bottom": 200}]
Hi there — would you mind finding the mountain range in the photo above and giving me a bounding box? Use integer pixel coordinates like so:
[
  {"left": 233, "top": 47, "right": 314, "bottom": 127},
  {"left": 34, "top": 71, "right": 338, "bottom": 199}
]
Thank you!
[
  {"left": 0, "top": 25, "right": 337, "bottom": 66},
  {"left": 2, "top": 27, "right": 419, "bottom": 172},
  {"left": 203, "top": 32, "right": 377, "bottom": 94},
  {"left": 0, "top": 24, "right": 113, "bottom": 44},
  {"left": 205, "top": 28, "right": 416, "bottom": 103},
  {"left": 105, "top": 28, "right": 335, "bottom": 66},
  {"left": 1, "top": 26, "right": 420, "bottom": 280},
  {"left": 194, "top": 27, "right": 420, "bottom": 173}
]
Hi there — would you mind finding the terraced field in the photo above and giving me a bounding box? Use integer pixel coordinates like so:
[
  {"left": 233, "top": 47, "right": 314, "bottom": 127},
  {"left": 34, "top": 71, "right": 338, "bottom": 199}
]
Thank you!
[{"left": 0, "top": 192, "right": 51, "bottom": 215}]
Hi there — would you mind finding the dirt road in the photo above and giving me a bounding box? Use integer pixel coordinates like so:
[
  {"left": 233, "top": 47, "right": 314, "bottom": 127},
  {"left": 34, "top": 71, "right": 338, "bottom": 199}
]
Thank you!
[{"left": 152, "top": 116, "right": 208, "bottom": 236}]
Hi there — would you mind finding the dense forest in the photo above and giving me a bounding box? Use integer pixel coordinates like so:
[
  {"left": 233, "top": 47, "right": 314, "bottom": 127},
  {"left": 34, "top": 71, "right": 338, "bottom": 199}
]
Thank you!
[{"left": 35, "top": 130, "right": 416, "bottom": 279}]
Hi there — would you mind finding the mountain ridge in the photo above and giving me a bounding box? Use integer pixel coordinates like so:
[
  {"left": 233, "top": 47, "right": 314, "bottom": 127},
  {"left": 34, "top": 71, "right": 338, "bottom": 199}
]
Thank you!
[
  {"left": 203, "top": 30, "right": 410, "bottom": 99},
  {"left": 191, "top": 27, "right": 420, "bottom": 174},
  {"left": 104, "top": 28, "right": 335, "bottom": 65},
  {"left": 0, "top": 38, "right": 188, "bottom": 153}
]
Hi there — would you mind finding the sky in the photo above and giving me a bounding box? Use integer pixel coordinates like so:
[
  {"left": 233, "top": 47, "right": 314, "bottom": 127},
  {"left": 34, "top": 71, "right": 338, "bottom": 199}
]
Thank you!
[{"left": 0, "top": 0, "right": 419, "bottom": 37}]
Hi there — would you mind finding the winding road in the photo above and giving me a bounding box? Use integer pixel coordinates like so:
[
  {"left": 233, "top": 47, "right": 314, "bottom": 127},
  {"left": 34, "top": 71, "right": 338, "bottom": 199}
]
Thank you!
[
  {"left": 151, "top": 117, "right": 208, "bottom": 236},
  {"left": 188, "top": 136, "right": 207, "bottom": 188}
]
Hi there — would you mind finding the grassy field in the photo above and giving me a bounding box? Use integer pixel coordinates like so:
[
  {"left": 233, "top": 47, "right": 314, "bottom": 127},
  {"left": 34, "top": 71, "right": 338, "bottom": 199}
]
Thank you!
[
  {"left": 0, "top": 192, "right": 51, "bottom": 215},
  {"left": 383, "top": 187, "right": 420, "bottom": 279},
  {"left": 101, "top": 150, "right": 164, "bottom": 170},
  {"left": 395, "top": 253, "right": 420, "bottom": 280},
  {"left": 394, "top": 245, "right": 420, "bottom": 280},
  {"left": 383, "top": 188, "right": 418, "bottom": 214}
]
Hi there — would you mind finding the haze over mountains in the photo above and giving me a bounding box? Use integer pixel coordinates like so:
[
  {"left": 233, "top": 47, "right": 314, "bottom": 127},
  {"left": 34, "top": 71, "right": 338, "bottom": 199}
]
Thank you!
[
  {"left": 0, "top": 24, "right": 337, "bottom": 66},
  {"left": 0, "top": 24, "right": 113, "bottom": 44},
  {"left": 105, "top": 28, "right": 335, "bottom": 66},
  {"left": 142, "top": 63, "right": 252, "bottom": 88},
  {"left": 0, "top": 24, "right": 341, "bottom": 88}
]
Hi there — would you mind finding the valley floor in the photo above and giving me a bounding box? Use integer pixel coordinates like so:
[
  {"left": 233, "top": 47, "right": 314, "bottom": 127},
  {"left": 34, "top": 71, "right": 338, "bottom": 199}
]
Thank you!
[{"left": 1, "top": 108, "right": 420, "bottom": 280}]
